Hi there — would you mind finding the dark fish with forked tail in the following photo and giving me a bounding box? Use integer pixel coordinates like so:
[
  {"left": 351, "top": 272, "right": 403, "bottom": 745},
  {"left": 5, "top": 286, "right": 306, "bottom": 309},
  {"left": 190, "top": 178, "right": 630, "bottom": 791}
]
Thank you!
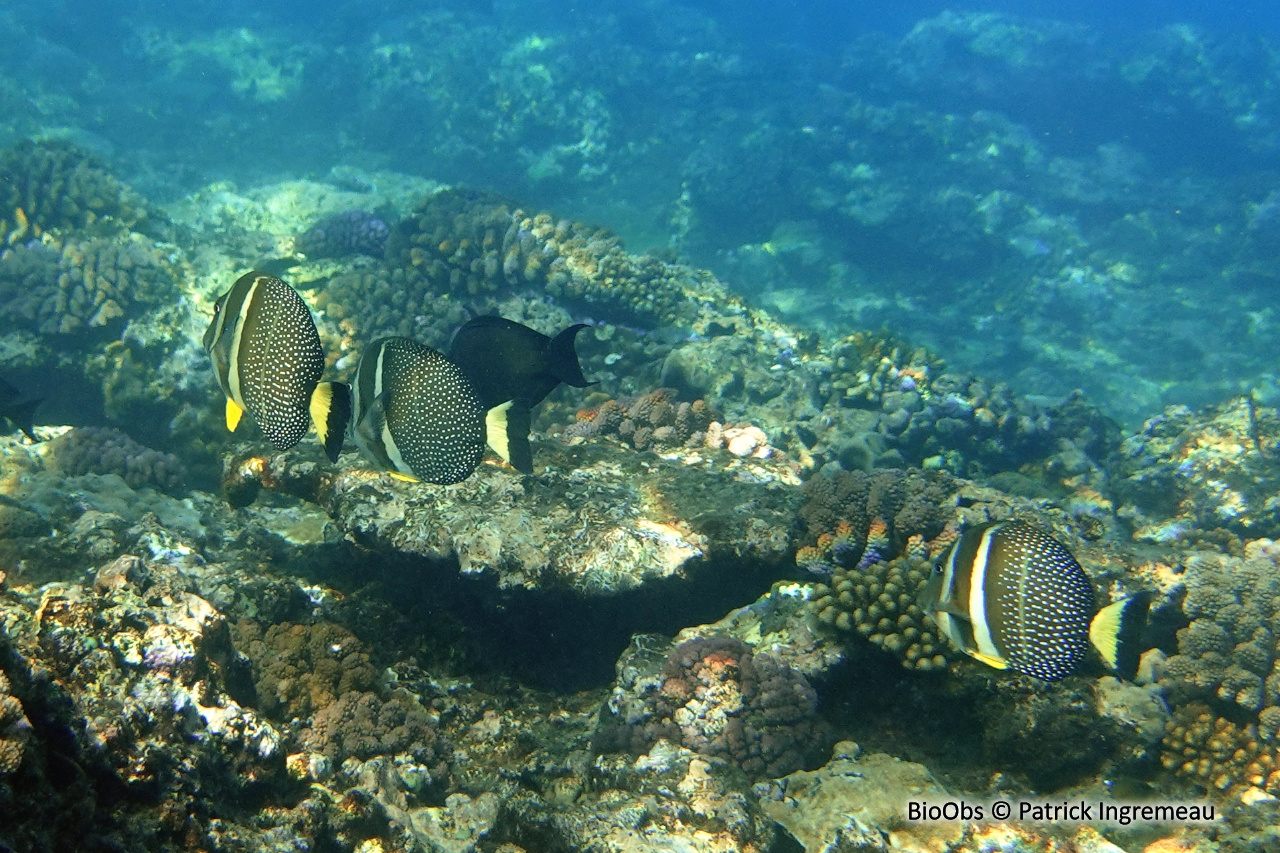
[{"left": 448, "top": 316, "right": 594, "bottom": 410}]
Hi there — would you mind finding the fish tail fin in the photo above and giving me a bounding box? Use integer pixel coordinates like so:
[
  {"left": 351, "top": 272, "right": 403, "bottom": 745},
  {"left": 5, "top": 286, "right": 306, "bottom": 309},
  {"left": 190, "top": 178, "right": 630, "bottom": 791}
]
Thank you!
[
  {"left": 1089, "top": 591, "right": 1151, "bottom": 680},
  {"left": 310, "top": 381, "right": 352, "bottom": 463},
  {"left": 11, "top": 397, "right": 41, "bottom": 441},
  {"left": 485, "top": 400, "right": 533, "bottom": 474},
  {"left": 548, "top": 324, "right": 595, "bottom": 388}
]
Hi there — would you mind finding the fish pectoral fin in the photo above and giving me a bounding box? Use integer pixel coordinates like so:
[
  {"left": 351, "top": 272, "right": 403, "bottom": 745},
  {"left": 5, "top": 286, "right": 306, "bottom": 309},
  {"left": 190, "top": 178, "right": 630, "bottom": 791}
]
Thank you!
[
  {"left": 485, "top": 400, "right": 533, "bottom": 474},
  {"left": 1089, "top": 592, "right": 1151, "bottom": 680},
  {"left": 933, "top": 601, "right": 972, "bottom": 621},
  {"left": 225, "top": 397, "right": 245, "bottom": 432},
  {"left": 388, "top": 471, "right": 420, "bottom": 483},
  {"left": 968, "top": 651, "right": 1009, "bottom": 670}
]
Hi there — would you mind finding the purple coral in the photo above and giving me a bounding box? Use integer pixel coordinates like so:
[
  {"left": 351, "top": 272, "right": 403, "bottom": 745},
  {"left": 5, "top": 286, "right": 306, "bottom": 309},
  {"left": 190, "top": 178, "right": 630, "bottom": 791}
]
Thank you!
[
  {"left": 594, "top": 634, "right": 827, "bottom": 779},
  {"left": 296, "top": 210, "right": 390, "bottom": 259}
]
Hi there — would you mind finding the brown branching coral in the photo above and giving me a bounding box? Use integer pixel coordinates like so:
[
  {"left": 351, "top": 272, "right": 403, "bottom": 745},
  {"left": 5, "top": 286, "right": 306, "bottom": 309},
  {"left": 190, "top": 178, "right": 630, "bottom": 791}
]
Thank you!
[
  {"left": 385, "top": 188, "right": 724, "bottom": 326},
  {"left": 0, "top": 139, "right": 147, "bottom": 240},
  {"left": 232, "top": 620, "right": 381, "bottom": 721},
  {"left": 796, "top": 469, "right": 958, "bottom": 670},
  {"left": 0, "top": 234, "right": 180, "bottom": 336},
  {"left": 1161, "top": 703, "right": 1280, "bottom": 797}
]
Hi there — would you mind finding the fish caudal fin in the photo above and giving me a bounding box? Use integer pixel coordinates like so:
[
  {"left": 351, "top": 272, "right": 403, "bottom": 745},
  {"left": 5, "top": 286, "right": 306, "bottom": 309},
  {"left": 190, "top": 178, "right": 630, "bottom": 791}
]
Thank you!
[
  {"left": 547, "top": 324, "right": 595, "bottom": 388},
  {"left": 225, "top": 397, "right": 245, "bottom": 432},
  {"left": 485, "top": 400, "right": 533, "bottom": 474},
  {"left": 1089, "top": 592, "right": 1151, "bottom": 681},
  {"left": 311, "top": 382, "right": 352, "bottom": 463}
]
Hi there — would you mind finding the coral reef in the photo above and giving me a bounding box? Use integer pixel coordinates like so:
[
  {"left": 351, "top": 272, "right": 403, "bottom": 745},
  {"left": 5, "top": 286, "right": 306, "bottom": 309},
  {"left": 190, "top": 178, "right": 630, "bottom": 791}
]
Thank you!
[
  {"left": 561, "top": 388, "right": 718, "bottom": 452},
  {"left": 0, "top": 672, "right": 30, "bottom": 775},
  {"left": 0, "top": 234, "right": 180, "bottom": 336},
  {"left": 296, "top": 209, "right": 390, "bottom": 258},
  {"left": 1114, "top": 397, "right": 1280, "bottom": 540},
  {"left": 0, "top": 140, "right": 147, "bottom": 241},
  {"left": 593, "top": 634, "right": 827, "bottom": 780},
  {"left": 1160, "top": 540, "right": 1280, "bottom": 721},
  {"left": 385, "top": 188, "right": 726, "bottom": 326},
  {"left": 47, "top": 426, "right": 187, "bottom": 494},
  {"left": 233, "top": 434, "right": 800, "bottom": 596}
]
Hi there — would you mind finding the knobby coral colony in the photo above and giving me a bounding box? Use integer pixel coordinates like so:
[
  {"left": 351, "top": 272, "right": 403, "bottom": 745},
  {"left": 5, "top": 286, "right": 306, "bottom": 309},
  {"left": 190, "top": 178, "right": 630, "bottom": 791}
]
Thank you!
[
  {"left": 385, "top": 188, "right": 722, "bottom": 326},
  {"left": 1157, "top": 542, "right": 1280, "bottom": 798},
  {"left": 593, "top": 635, "right": 827, "bottom": 780},
  {"left": 799, "top": 468, "right": 958, "bottom": 671}
]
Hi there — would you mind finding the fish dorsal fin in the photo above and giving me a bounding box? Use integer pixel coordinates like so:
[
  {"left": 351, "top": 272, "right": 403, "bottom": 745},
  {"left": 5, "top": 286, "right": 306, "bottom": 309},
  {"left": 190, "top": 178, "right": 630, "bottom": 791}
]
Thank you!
[
  {"left": 1089, "top": 592, "right": 1151, "bottom": 680},
  {"left": 310, "top": 381, "right": 352, "bottom": 463},
  {"left": 485, "top": 400, "right": 533, "bottom": 474},
  {"left": 225, "top": 397, "right": 245, "bottom": 432},
  {"left": 547, "top": 324, "right": 595, "bottom": 388}
]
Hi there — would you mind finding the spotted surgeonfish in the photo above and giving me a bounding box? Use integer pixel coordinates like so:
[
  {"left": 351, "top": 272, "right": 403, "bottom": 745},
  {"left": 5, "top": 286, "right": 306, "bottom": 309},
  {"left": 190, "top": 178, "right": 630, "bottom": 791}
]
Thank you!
[
  {"left": 920, "top": 521, "right": 1149, "bottom": 682},
  {"left": 203, "top": 271, "right": 347, "bottom": 460}
]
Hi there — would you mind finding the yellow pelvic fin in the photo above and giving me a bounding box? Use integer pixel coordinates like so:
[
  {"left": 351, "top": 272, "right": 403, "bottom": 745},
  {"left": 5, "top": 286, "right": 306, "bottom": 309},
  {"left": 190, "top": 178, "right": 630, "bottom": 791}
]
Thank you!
[
  {"left": 485, "top": 400, "right": 534, "bottom": 474},
  {"left": 485, "top": 401, "right": 515, "bottom": 464},
  {"left": 225, "top": 397, "right": 245, "bottom": 432},
  {"left": 968, "top": 650, "right": 1009, "bottom": 670},
  {"left": 388, "top": 471, "right": 420, "bottom": 483},
  {"left": 310, "top": 382, "right": 333, "bottom": 443},
  {"left": 1089, "top": 597, "right": 1132, "bottom": 671}
]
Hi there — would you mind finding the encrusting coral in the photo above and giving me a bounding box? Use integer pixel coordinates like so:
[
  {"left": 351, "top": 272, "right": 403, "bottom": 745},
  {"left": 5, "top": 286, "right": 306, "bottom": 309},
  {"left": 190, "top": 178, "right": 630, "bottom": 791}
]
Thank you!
[
  {"left": 593, "top": 634, "right": 827, "bottom": 780},
  {"left": 0, "top": 672, "right": 31, "bottom": 776},
  {"left": 48, "top": 427, "right": 187, "bottom": 495}
]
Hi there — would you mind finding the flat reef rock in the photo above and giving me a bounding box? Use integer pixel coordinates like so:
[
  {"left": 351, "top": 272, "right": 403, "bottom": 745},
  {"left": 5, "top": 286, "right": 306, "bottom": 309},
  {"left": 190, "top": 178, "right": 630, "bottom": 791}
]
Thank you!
[{"left": 256, "top": 436, "right": 804, "bottom": 595}]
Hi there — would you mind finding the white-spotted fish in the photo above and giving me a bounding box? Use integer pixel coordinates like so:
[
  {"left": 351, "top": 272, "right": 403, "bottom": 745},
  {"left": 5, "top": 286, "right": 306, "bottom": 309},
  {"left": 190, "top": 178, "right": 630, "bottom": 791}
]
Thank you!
[
  {"left": 203, "top": 271, "right": 348, "bottom": 460},
  {"left": 920, "top": 521, "right": 1148, "bottom": 682},
  {"left": 320, "top": 336, "right": 528, "bottom": 484}
]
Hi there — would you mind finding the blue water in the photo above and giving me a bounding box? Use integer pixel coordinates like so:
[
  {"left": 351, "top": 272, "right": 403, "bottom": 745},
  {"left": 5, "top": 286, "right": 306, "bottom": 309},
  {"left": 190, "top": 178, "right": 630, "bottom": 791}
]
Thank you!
[{"left": 3, "top": 0, "right": 1280, "bottom": 424}]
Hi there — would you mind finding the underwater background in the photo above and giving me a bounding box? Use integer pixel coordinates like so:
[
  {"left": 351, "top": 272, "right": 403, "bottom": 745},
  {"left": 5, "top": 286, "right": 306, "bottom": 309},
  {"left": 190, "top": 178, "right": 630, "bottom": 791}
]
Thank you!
[{"left": 3, "top": 1, "right": 1280, "bottom": 851}]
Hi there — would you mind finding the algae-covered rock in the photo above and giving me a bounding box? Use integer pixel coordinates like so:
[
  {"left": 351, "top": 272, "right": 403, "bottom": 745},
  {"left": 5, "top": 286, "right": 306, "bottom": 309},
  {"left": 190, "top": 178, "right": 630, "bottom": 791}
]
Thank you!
[{"left": 255, "top": 438, "right": 802, "bottom": 596}]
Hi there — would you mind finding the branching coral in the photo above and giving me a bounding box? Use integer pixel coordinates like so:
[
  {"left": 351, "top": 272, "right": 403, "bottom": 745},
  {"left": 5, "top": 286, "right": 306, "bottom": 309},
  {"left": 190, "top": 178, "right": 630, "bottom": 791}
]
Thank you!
[
  {"left": 797, "top": 468, "right": 958, "bottom": 670},
  {"left": 0, "top": 235, "right": 180, "bottom": 336},
  {"left": 232, "top": 620, "right": 381, "bottom": 721},
  {"left": 562, "top": 389, "right": 717, "bottom": 451},
  {"left": 0, "top": 140, "right": 147, "bottom": 239},
  {"left": 385, "top": 188, "right": 719, "bottom": 326}
]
